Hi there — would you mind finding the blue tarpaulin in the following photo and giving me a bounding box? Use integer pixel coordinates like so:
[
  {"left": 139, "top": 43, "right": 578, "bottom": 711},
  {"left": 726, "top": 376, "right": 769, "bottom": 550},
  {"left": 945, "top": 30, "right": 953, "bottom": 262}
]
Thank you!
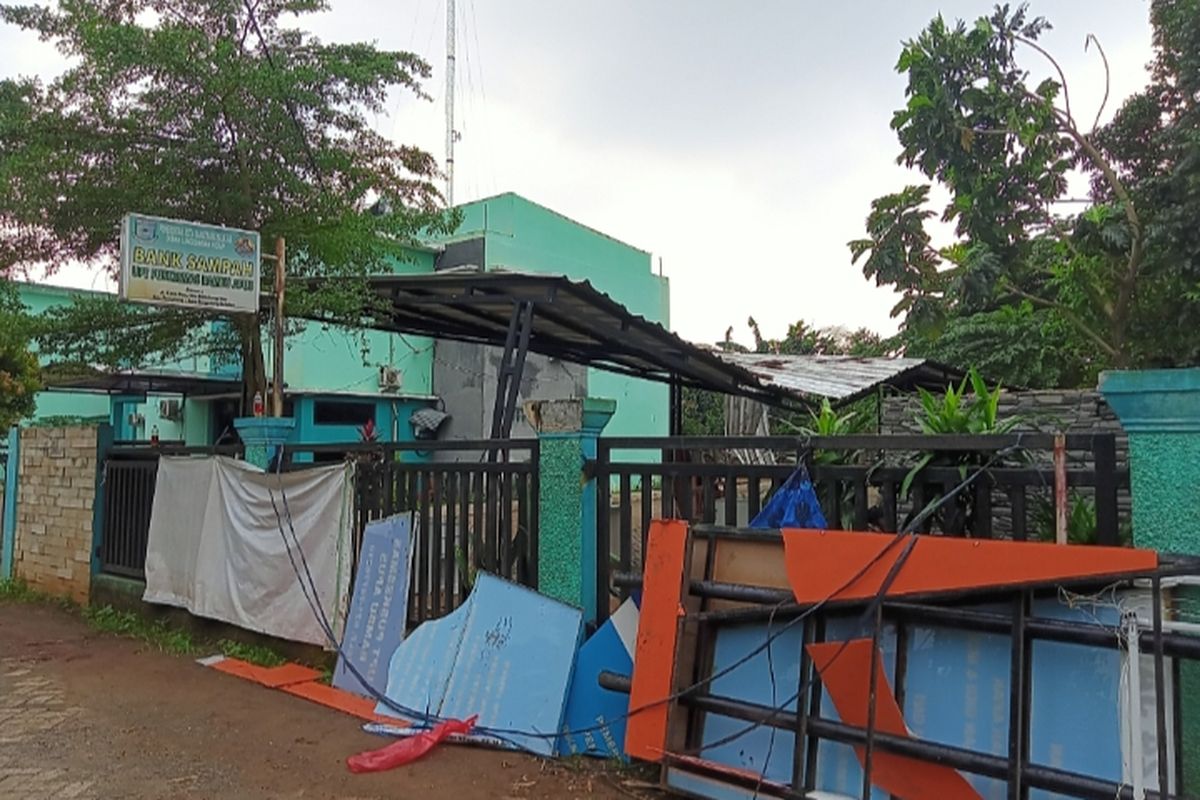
[{"left": 749, "top": 465, "right": 828, "bottom": 529}]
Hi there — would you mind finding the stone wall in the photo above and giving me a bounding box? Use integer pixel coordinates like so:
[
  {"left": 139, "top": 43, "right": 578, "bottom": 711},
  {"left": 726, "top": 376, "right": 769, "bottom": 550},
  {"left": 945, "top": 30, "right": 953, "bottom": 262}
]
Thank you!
[
  {"left": 882, "top": 389, "right": 1132, "bottom": 537},
  {"left": 14, "top": 426, "right": 99, "bottom": 603},
  {"left": 882, "top": 389, "right": 1126, "bottom": 453}
]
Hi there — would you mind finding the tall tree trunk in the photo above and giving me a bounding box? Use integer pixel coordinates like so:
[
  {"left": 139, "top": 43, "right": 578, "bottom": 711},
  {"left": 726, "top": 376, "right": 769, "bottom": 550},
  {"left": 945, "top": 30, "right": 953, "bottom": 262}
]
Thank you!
[{"left": 238, "top": 316, "right": 266, "bottom": 416}]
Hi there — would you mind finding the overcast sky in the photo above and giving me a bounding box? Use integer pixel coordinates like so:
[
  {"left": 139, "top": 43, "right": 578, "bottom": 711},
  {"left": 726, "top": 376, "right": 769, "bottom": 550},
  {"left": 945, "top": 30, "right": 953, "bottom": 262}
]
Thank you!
[{"left": 2, "top": 1, "right": 1155, "bottom": 346}]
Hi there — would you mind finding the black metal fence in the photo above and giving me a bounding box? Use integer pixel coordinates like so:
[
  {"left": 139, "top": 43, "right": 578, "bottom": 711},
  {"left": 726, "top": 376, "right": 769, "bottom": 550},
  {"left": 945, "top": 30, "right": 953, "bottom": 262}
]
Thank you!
[
  {"left": 98, "top": 444, "right": 240, "bottom": 578},
  {"left": 594, "top": 434, "right": 1129, "bottom": 621},
  {"left": 96, "top": 439, "right": 538, "bottom": 627},
  {"left": 312, "top": 440, "right": 539, "bottom": 625}
]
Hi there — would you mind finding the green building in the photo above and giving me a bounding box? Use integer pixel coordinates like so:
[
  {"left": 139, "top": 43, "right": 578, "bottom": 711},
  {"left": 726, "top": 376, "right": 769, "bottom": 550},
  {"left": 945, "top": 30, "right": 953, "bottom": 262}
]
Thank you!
[{"left": 16, "top": 193, "right": 669, "bottom": 447}]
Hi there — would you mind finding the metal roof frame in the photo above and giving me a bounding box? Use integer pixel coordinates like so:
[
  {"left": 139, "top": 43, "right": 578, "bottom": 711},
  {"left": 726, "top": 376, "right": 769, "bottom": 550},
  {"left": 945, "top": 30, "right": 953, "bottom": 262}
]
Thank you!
[
  {"left": 42, "top": 368, "right": 240, "bottom": 398},
  {"left": 305, "top": 271, "right": 807, "bottom": 409}
]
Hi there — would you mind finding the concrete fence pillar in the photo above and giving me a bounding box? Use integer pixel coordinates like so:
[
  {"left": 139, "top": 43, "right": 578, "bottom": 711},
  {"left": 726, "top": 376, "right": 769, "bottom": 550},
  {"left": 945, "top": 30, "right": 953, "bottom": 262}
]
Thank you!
[
  {"left": 524, "top": 397, "right": 615, "bottom": 622},
  {"left": 1100, "top": 368, "right": 1200, "bottom": 789}
]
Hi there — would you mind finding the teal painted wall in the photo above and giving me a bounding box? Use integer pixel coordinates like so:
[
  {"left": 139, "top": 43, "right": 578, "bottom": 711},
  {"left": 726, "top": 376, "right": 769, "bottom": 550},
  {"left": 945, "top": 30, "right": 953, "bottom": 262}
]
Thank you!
[
  {"left": 270, "top": 248, "right": 437, "bottom": 400},
  {"left": 17, "top": 283, "right": 194, "bottom": 440},
  {"left": 287, "top": 395, "right": 436, "bottom": 462},
  {"left": 14, "top": 245, "right": 439, "bottom": 444},
  {"left": 276, "top": 323, "right": 434, "bottom": 399},
  {"left": 445, "top": 194, "right": 670, "bottom": 439}
]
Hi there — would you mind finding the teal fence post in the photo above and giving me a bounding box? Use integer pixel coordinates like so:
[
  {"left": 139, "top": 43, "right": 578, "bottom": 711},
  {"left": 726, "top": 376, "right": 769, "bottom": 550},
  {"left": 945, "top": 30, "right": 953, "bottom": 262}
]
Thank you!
[
  {"left": 1100, "top": 367, "right": 1200, "bottom": 790},
  {"left": 525, "top": 397, "right": 616, "bottom": 622},
  {"left": 91, "top": 423, "right": 114, "bottom": 577},
  {"left": 2, "top": 426, "right": 18, "bottom": 580}
]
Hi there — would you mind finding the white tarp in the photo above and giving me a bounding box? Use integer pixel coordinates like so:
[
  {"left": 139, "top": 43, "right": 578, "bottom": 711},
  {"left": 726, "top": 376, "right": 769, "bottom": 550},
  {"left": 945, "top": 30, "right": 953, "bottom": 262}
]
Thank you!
[{"left": 143, "top": 456, "right": 353, "bottom": 646}]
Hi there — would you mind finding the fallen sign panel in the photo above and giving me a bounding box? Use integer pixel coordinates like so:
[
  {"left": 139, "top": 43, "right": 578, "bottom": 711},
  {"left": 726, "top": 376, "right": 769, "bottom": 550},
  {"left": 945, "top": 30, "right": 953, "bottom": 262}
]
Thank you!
[
  {"left": 199, "top": 656, "right": 397, "bottom": 724},
  {"left": 558, "top": 596, "right": 640, "bottom": 759},
  {"left": 333, "top": 513, "right": 416, "bottom": 698},
  {"left": 808, "top": 639, "right": 982, "bottom": 800},
  {"left": 781, "top": 528, "right": 1159, "bottom": 604},
  {"left": 622, "top": 522, "right": 1180, "bottom": 800},
  {"left": 375, "top": 572, "right": 584, "bottom": 756}
]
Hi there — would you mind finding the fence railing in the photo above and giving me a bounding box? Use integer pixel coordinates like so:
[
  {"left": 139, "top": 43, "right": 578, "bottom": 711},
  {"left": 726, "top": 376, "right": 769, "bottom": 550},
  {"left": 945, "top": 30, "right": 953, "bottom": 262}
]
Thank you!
[
  {"left": 593, "top": 434, "right": 1129, "bottom": 621},
  {"left": 99, "top": 444, "right": 241, "bottom": 578},
  {"left": 97, "top": 439, "right": 538, "bottom": 628},
  {"left": 304, "top": 440, "right": 540, "bottom": 626}
]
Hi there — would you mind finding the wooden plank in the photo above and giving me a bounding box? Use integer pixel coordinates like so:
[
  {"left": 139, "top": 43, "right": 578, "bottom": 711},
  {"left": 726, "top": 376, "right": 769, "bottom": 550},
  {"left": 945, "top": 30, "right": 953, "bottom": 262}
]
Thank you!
[{"left": 625, "top": 519, "right": 691, "bottom": 762}]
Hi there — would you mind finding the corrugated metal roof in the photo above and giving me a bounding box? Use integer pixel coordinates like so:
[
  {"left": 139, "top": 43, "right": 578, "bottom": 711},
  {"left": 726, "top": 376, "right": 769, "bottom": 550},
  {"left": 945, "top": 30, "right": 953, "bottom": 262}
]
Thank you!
[{"left": 708, "top": 352, "right": 963, "bottom": 404}]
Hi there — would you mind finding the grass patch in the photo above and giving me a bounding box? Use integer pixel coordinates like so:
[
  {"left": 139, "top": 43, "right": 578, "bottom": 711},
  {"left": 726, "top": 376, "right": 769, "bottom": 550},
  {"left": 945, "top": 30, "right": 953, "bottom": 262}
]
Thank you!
[
  {"left": 83, "top": 605, "right": 198, "bottom": 657},
  {"left": 217, "top": 638, "right": 287, "bottom": 667},
  {"left": 0, "top": 577, "right": 42, "bottom": 603},
  {"left": 0, "top": 577, "right": 77, "bottom": 609},
  {"left": 5, "top": 579, "right": 294, "bottom": 670}
]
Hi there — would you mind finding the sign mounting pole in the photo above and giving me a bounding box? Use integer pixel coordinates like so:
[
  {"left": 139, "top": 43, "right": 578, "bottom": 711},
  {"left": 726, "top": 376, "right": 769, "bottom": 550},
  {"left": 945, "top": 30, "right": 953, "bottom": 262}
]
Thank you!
[{"left": 272, "top": 236, "right": 286, "bottom": 417}]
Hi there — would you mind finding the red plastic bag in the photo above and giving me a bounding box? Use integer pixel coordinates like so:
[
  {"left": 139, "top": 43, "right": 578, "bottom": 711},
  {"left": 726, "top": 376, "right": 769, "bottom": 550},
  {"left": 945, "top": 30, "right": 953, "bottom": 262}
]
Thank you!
[{"left": 346, "top": 716, "right": 478, "bottom": 773}]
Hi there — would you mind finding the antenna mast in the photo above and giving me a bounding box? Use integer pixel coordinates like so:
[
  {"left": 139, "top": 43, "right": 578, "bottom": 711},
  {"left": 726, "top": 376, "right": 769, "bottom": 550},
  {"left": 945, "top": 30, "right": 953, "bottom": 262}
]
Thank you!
[{"left": 445, "top": 0, "right": 456, "bottom": 206}]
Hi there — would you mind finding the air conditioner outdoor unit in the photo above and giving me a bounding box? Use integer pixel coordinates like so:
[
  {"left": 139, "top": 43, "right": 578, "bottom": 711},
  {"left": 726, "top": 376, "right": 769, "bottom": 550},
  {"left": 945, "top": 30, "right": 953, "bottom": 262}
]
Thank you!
[
  {"left": 158, "top": 398, "right": 183, "bottom": 421},
  {"left": 379, "top": 366, "right": 402, "bottom": 392}
]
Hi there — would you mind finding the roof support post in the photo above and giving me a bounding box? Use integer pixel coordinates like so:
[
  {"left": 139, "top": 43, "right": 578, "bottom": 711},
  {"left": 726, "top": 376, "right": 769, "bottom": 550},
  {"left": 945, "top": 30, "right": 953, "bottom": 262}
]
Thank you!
[{"left": 489, "top": 300, "right": 535, "bottom": 445}]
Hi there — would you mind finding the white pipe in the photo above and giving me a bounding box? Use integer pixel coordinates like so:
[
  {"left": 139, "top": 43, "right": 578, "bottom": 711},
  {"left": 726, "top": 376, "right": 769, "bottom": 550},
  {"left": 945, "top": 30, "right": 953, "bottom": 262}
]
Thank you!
[
  {"left": 1125, "top": 612, "right": 1146, "bottom": 800},
  {"left": 1157, "top": 576, "right": 1200, "bottom": 589},
  {"left": 1141, "top": 618, "right": 1200, "bottom": 636}
]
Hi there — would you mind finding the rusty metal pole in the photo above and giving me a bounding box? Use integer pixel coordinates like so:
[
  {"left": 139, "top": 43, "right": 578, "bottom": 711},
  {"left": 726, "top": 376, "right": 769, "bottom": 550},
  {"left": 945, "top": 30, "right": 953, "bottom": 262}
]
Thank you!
[
  {"left": 1053, "top": 433, "right": 1067, "bottom": 545},
  {"left": 272, "top": 236, "right": 285, "bottom": 417}
]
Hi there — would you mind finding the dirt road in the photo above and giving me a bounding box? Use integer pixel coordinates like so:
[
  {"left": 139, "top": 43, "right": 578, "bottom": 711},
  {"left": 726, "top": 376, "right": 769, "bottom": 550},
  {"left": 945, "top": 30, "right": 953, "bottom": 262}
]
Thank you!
[{"left": 0, "top": 603, "right": 641, "bottom": 799}]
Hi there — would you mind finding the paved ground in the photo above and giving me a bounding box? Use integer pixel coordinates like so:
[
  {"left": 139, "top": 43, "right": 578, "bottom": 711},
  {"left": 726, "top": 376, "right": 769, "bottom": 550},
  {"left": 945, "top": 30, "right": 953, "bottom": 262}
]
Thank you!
[{"left": 0, "top": 603, "right": 647, "bottom": 799}]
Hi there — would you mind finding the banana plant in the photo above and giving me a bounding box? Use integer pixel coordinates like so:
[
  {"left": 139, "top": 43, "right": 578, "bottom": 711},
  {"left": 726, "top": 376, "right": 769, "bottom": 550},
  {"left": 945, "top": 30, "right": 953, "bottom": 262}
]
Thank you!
[{"left": 902, "top": 366, "right": 1021, "bottom": 533}]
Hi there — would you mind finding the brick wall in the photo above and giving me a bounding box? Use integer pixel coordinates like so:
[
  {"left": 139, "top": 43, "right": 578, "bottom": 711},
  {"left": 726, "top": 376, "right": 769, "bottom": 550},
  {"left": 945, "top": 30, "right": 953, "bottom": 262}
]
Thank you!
[{"left": 14, "top": 426, "right": 99, "bottom": 604}]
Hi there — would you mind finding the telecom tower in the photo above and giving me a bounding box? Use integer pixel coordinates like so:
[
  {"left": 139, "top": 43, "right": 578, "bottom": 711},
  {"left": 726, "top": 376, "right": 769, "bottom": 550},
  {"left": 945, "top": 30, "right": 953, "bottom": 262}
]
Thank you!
[{"left": 445, "top": 0, "right": 457, "bottom": 206}]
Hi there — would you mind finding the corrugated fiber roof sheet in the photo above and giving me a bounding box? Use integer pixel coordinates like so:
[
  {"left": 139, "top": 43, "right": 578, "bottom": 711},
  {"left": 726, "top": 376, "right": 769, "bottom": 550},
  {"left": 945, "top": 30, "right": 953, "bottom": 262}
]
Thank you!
[{"left": 708, "top": 352, "right": 963, "bottom": 403}]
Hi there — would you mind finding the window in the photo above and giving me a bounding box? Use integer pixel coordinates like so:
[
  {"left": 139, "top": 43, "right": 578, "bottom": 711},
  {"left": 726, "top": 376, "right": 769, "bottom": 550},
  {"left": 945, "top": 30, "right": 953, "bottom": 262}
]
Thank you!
[{"left": 313, "top": 400, "right": 376, "bottom": 427}]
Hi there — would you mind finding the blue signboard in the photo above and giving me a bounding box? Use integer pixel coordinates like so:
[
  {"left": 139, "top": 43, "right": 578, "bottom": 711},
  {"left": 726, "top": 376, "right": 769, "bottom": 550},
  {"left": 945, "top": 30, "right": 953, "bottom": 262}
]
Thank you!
[
  {"left": 376, "top": 572, "right": 584, "bottom": 755},
  {"left": 333, "top": 513, "right": 415, "bottom": 698},
  {"left": 559, "top": 596, "right": 640, "bottom": 759},
  {"left": 700, "top": 600, "right": 1132, "bottom": 800}
]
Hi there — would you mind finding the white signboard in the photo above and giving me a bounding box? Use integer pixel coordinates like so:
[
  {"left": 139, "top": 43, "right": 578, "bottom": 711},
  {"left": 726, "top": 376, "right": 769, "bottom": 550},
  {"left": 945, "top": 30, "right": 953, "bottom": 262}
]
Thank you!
[{"left": 119, "top": 213, "right": 261, "bottom": 313}]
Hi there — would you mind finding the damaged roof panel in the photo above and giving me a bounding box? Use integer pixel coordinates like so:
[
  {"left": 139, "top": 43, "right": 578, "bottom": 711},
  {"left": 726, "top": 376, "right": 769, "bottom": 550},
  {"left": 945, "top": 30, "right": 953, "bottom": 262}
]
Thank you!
[{"left": 709, "top": 352, "right": 963, "bottom": 404}]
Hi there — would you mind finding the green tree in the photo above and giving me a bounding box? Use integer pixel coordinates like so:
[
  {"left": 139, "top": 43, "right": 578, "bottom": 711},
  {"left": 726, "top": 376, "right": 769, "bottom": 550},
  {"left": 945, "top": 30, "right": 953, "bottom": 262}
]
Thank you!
[
  {"left": 0, "top": 283, "right": 40, "bottom": 428},
  {"left": 0, "top": 0, "right": 456, "bottom": 411},
  {"left": 850, "top": 2, "right": 1198, "bottom": 387},
  {"left": 746, "top": 317, "right": 890, "bottom": 357}
]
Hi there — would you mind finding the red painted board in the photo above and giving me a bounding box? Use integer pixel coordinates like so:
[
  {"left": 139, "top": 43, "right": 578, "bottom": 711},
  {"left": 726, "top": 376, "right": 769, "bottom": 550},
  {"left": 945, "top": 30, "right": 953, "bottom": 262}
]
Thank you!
[
  {"left": 625, "top": 519, "right": 690, "bottom": 762},
  {"left": 206, "top": 657, "right": 321, "bottom": 688},
  {"left": 808, "top": 639, "right": 982, "bottom": 800},
  {"left": 280, "top": 680, "right": 401, "bottom": 724},
  {"left": 782, "top": 529, "right": 1157, "bottom": 604}
]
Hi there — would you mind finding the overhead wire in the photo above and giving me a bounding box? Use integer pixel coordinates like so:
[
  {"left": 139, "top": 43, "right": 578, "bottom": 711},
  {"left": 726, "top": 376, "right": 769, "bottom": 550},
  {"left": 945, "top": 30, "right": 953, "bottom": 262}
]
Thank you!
[
  {"left": 465, "top": 0, "right": 498, "bottom": 196},
  {"left": 241, "top": 0, "right": 325, "bottom": 186}
]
